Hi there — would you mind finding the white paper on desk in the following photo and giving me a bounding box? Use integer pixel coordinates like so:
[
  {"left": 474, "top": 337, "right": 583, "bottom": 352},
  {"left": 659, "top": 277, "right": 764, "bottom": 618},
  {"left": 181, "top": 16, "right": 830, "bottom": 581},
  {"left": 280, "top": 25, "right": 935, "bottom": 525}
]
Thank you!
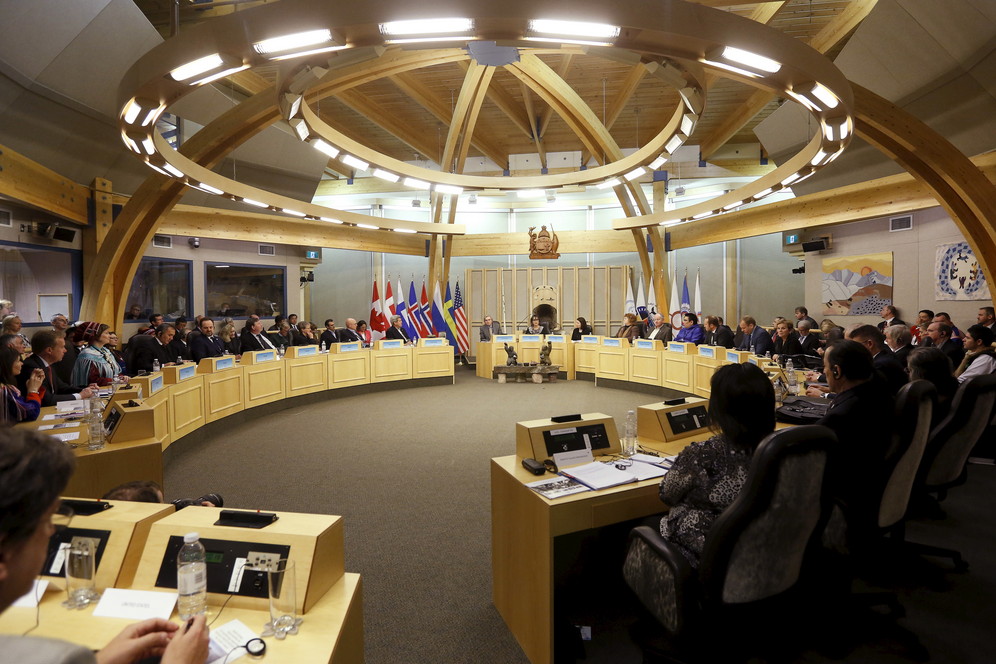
[
  {"left": 38, "top": 422, "right": 81, "bottom": 430},
  {"left": 207, "top": 619, "right": 258, "bottom": 664},
  {"left": 630, "top": 453, "right": 676, "bottom": 469},
  {"left": 560, "top": 461, "right": 637, "bottom": 490},
  {"left": 622, "top": 460, "right": 669, "bottom": 481},
  {"left": 52, "top": 432, "right": 80, "bottom": 442},
  {"left": 13, "top": 580, "right": 48, "bottom": 607},
  {"left": 93, "top": 588, "right": 177, "bottom": 621},
  {"left": 56, "top": 400, "right": 85, "bottom": 412}
]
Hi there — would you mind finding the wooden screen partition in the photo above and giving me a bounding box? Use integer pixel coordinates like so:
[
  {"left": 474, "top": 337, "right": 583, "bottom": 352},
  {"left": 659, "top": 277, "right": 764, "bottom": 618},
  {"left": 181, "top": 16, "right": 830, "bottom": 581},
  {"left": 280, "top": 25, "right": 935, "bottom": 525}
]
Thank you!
[{"left": 466, "top": 266, "right": 633, "bottom": 361}]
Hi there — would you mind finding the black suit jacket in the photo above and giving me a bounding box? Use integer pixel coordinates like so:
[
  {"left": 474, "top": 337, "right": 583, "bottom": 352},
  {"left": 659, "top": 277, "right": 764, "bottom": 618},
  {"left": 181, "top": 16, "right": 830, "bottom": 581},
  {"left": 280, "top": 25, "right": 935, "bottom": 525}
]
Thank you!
[
  {"left": 878, "top": 318, "right": 907, "bottom": 331},
  {"left": 17, "top": 354, "right": 74, "bottom": 407},
  {"left": 386, "top": 326, "right": 411, "bottom": 342},
  {"left": 704, "top": 326, "right": 733, "bottom": 348},
  {"left": 319, "top": 329, "right": 339, "bottom": 346},
  {"left": 797, "top": 333, "right": 821, "bottom": 356},
  {"left": 132, "top": 336, "right": 176, "bottom": 374},
  {"left": 892, "top": 344, "right": 912, "bottom": 368},
  {"left": 338, "top": 328, "right": 363, "bottom": 343},
  {"left": 169, "top": 338, "right": 191, "bottom": 361},
  {"left": 479, "top": 321, "right": 502, "bottom": 342},
  {"left": 241, "top": 329, "right": 276, "bottom": 352},
  {"left": 873, "top": 351, "right": 908, "bottom": 395},
  {"left": 190, "top": 334, "right": 225, "bottom": 361}
]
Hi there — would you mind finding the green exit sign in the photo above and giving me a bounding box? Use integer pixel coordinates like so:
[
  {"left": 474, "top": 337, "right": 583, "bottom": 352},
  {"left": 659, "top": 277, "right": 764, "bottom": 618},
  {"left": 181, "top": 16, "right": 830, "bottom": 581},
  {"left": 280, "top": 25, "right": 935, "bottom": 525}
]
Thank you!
[
  {"left": 785, "top": 234, "right": 799, "bottom": 245},
  {"left": 305, "top": 250, "right": 319, "bottom": 259}
]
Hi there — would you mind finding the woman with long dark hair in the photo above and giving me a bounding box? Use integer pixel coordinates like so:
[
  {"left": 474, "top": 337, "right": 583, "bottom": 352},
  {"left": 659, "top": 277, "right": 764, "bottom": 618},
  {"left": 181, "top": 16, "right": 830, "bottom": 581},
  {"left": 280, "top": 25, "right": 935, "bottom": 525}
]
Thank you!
[
  {"left": 0, "top": 346, "right": 43, "bottom": 423},
  {"left": 571, "top": 317, "right": 592, "bottom": 341}
]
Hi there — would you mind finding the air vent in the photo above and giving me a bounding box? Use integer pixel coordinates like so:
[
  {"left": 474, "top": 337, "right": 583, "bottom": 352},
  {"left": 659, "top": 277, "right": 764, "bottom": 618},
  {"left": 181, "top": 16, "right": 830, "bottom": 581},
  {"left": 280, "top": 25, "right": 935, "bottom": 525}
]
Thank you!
[
  {"left": 0, "top": 209, "right": 11, "bottom": 227},
  {"left": 152, "top": 234, "right": 172, "bottom": 248},
  {"left": 258, "top": 244, "right": 276, "bottom": 256},
  {"left": 889, "top": 215, "right": 913, "bottom": 232}
]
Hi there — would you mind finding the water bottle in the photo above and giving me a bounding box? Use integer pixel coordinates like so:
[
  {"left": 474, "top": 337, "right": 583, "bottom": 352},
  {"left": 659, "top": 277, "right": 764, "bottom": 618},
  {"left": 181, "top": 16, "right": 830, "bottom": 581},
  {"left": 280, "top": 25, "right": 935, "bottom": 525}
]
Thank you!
[
  {"left": 86, "top": 394, "right": 105, "bottom": 451},
  {"left": 278, "top": 344, "right": 286, "bottom": 358},
  {"left": 177, "top": 532, "right": 207, "bottom": 620},
  {"left": 786, "top": 358, "right": 797, "bottom": 394},
  {"left": 750, "top": 343, "right": 756, "bottom": 355},
  {"left": 152, "top": 358, "right": 161, "bottom": 372},
  {"left": 320, "top": 341, "right": 326, "bottom": 352},
  {"left": 622, "top": 409, "right": 638, "bottom": 457}
]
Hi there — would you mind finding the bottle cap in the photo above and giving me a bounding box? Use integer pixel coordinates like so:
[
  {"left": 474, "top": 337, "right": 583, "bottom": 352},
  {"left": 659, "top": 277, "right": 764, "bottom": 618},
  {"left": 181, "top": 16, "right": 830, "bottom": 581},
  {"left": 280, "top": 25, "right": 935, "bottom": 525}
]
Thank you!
[{"left": 183, "top": 532, "right": 199, "bottom": 543}]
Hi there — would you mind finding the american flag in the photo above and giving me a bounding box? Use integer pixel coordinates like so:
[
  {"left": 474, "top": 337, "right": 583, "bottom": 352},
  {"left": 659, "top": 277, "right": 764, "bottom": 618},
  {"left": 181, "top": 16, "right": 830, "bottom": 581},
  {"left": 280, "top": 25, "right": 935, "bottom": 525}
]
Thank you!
[{"left": 453, "top": 282, "right": 469, "bottom": 353}]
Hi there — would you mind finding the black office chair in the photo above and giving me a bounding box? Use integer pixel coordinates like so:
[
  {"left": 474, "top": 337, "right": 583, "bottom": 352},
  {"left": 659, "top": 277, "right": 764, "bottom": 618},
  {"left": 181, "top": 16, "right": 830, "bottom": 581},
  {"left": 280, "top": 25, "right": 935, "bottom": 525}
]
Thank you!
[
  {"left": 622, "top": 425, "right": 834, "bottom": 662},
  {"left": 908, "top": 373, "right": 996, "bottom": 569}
]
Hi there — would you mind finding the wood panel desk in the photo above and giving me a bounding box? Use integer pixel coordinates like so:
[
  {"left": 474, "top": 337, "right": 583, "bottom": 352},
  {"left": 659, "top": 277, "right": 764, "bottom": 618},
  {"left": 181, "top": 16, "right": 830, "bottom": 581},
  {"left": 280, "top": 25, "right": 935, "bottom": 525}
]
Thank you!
[{"left": 491, "top": 435, "right": 696, "bottom": 664}]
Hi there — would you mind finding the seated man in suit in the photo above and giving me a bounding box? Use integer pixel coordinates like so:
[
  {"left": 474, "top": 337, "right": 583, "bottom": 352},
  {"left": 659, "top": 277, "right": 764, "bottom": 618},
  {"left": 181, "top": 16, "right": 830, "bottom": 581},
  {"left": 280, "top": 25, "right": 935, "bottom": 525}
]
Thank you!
[
  {"left": 955, "top": 324, "right": 996, "bottom": 383},
  {"left": 736, "top": 316, "right": 774, "bottom": 356},
  {"left": 884, "top": 324, "right": 913, "bottom": 368},
  {"left": 849, "top": 324, "right": 908, "bottom": 395},
  {"left": 385, "top": 315, "right": 413, "bottom": 343},
  {"left": 241, "top": 318, "right": 277, "bottom": 352},
  {"left": 479, "top": 315, "right": 502, "bottom": 342},
  {"left": 877, "top": 304, "right": 906, "bottom": 331},
  {"left": 320, "top": 319, "right": 339, "bottom": 346},
  {"left": 793, "top": 306, "right": 819, "bottom": 332},
  {"left": 16, "top": 331, "right": 97, "bottom": 406},
  {"left": 644, "top": 313, "right": 672, "bottom": 342},
  {"left": 190, "top": 317, "right": 225, "bottom": 361},
  {"left": 925, "top": 321, "right": 965, "bottom": 367},
  {"left": 795, "top": 320, "right": 821, "bottom": 357},
  {"left": 132, "top": 324, "right": 179, "bottom": 373},
  {"left": 702, "top": 315, "right": 732, "bottom": 347},
  {"left": 339, "top": 318, "right": 364, "bottom": 343}
]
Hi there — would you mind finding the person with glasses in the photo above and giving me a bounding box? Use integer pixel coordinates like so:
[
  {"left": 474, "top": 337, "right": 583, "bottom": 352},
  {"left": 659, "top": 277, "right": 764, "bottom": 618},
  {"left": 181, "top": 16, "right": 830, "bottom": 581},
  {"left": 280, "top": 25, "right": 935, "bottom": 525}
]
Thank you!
[{"left": 0, "top": 428, "right": 210, "bottom": 663}]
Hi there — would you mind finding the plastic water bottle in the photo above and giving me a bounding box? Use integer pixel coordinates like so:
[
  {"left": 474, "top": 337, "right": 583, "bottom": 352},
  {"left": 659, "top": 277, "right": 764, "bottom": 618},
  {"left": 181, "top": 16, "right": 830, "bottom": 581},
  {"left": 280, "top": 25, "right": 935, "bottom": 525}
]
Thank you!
[
  {"left": 320, "top": 341, "right": 326, "bottom": 352},
  {"left": 176, "top": 532, "right": 207, "bottom": 620},
  {"left": 278, "top": 344, "right": 286, "bottom": 358},
  {"left": 750, "top": 343, "right": 756, "bottom": 355},
  {"left": 86, "top": 394, "right": 105, "bottom": 451},
  {"left": 152, "top": 358, "right": 161, "bottom": 372},
  {"left": 786, "top": 358, "right": 797, "bottom": 393},
  {"left": 622, "top": 409, "right": 638, "bottom": 457}
]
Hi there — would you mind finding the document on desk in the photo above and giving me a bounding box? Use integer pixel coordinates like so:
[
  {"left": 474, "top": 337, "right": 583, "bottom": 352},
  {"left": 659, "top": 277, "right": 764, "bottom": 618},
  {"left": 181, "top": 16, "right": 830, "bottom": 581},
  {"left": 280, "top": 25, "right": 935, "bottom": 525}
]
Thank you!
[
  {"left": 207, "top": 619, "right": 258, "bottom": 664},
  {"left": 621, "top": 461, "right": 670, "bottom": 481},
  {"left": 38, "top": 422, "right": 81, "bottom": 430},
  {"left": 526, "top": 475, "right": 591, "bottom": 499},
  {"left": 559, "top": 462, "right": 638, "bottom": 490},
  {"left": 630, "top": 453, "right": 677, "bottom": 469}
]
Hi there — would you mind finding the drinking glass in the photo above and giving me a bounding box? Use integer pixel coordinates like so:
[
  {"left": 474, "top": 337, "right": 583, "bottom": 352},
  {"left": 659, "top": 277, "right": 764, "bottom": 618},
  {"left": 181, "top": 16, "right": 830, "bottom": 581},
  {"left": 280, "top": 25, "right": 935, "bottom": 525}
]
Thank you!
[
  {"left": 63, "top": 538, "right": 100, "bottom": 609},
  {"left": 262, "top": 559, "right": 302, "bottom": 639}
]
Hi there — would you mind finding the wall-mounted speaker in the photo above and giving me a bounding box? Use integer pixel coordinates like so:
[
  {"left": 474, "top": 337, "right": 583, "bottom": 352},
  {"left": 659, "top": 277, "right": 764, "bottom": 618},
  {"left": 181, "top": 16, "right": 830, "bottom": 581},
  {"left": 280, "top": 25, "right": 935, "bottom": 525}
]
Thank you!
[{"left": 801, "top": 239, "right": 828, "bottom": 252}]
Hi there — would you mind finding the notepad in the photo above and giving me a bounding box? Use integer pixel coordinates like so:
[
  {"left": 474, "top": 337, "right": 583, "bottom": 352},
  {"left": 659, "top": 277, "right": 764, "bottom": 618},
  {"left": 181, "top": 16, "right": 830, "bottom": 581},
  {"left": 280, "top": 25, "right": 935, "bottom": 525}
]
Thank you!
[
  {"left": 559, "top": 461, "right": 637, "bottom": 490},
  {"left": 621, "top": 460, "right": 670, "bottom": 481},
  {"left": 630, "top": 453, "right": 677, "bottom": 469}
]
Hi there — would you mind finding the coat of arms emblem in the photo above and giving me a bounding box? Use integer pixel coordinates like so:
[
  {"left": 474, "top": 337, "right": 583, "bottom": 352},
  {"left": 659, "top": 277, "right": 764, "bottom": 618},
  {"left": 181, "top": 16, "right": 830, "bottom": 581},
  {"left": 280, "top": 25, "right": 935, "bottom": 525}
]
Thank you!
[{"left": 528, "top": 225, "right": 560, "bottom": 259}]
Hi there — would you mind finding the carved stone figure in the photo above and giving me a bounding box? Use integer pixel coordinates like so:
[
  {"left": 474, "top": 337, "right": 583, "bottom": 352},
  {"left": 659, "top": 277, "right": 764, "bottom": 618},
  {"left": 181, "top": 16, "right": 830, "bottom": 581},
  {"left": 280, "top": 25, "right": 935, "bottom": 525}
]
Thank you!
[
  {"left": 504, "top": 342, "right": 519, "bottom": 366},
  {"left": 539, "top": 341, "right": 553, "bottom": 366}
]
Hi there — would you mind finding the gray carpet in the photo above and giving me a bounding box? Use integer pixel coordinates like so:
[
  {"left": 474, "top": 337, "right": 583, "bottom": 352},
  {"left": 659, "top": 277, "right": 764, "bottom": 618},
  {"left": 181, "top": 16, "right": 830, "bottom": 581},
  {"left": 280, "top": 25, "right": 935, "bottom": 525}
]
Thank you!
[{"left": 163, "top": 370, "right": 996, "bottom": 664}]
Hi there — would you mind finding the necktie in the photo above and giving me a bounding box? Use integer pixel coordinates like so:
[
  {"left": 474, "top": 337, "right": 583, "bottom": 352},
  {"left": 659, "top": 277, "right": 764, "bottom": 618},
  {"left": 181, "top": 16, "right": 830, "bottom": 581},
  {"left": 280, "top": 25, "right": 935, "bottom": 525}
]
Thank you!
[{"left": 46, "top": 365, "right": 54, "bottom": 391}]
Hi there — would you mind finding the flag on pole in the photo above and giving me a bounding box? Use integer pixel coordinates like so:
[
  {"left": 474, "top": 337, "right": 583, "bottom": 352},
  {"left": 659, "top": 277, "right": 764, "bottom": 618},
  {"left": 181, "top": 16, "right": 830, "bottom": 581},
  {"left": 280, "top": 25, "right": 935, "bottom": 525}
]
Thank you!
[
  {"left": 420, "top": 282, "right": 434, "bottom": 334},
  {"left": 397, "top": 279, "right": 417, "bottom": 339},
  {"left": 680, "top": 272, "right": 691, "bottom": 313},
  {"left": 443, "top": 282, "right": 459, "bottom": 349},
  {"left": 409, "top": 281, "right": 429, "bottom": 338},
  {"left": 385, "top": 279, "right": 396, "bottom": 317},
  {"left": 453, "top": 282, "right": 469, "bottom": 353},
  {"left": 432, "top": 281, "right": 456, "bottom": 346},
  {"left": 625, "top": 276, "right": 636, "bottom": 314},
  {"left": 636, "top": 275, "right": 648, "bottom": 321},
  {"left": 370, "top": 280, "right": 389, "bottom": 335},
  {"left": 694, "top": 269, "right": 702, "bottom": 318},
  {"left": 669, "top": 268, "right": 681, "bottom": 330},
  {"left": 646, "top": 274, "right": 657, "bottom": 316}
]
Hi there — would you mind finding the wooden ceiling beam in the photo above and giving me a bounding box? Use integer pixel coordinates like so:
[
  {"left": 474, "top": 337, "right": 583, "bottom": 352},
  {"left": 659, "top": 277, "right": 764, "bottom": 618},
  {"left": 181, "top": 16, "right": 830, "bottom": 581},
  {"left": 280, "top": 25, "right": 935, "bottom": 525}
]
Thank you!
[
  {"left": 334, "top": 88, "right": 442, "bottom": 169},
  {"left": 456, "top": 60, "right": 533, "bottom": 141},
  {"left": 537, "top": 54, "right": 574, "bottom": 141},
  {"left": 519, "top": 81, "right": 546, "bottom": 167},
  {"left": 579, "top": 63, "right": 648, "bottom": 165}
]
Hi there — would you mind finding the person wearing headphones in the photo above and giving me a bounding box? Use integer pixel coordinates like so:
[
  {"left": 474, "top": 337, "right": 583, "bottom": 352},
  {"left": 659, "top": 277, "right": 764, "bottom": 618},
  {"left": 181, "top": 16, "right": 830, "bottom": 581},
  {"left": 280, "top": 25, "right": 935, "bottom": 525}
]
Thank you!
[{"left": 817, "top": 339, "right": 896, "bottom": 544}]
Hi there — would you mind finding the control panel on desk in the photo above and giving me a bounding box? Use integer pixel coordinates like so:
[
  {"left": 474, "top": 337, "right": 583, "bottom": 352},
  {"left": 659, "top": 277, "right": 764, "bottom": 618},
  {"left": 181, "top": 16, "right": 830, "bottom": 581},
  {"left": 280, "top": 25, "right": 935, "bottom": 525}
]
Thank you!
[{"left": 155, "top": 536, "right": 290, "bottom": 598}]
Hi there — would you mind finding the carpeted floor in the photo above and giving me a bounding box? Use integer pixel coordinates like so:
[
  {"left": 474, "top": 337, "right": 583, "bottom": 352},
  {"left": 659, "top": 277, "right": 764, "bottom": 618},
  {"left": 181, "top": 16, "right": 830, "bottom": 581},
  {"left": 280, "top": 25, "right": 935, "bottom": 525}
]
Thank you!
[{"left": 163, "top": 370, "right": 996, "bottom": 664}]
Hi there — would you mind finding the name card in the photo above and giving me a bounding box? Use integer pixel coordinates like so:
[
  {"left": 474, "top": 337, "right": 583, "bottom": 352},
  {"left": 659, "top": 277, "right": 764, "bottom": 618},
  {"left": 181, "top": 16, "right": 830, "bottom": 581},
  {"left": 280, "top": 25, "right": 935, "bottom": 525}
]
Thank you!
[
  {"left": 493, "top": 335, "right": 515, "bottom": 343},
  {"left": 748, "top": 357, "right": 759, "bottom": 365},
  {"left": 581, "top": 335, "right": 599, "bottom": 344},
  {"left": 668, "top": 342, "right": 687, "bottom": 353},
  {"left": 421, "top": 338, "right": 446, "bottom": 347},
  {"left": 150, "top": 375, "right": 163, "bottom": 394},
  {"left": 380, "top": 339, "right": 403, "bottom": 349},
  {"left": 698, "top": 346, "right": 715, "bottom": 358},
  {"left": 339, "top": 342, "right": 360, "bottom": 352},
  {"left": 258, "top": 350, "right": 277, "bottom": 363},
  {"left": 726, "top": 350, "right": 740, "bottom": 363},
  {"left": 520, "top": 334, "right": 542, "bottom": 342},
  {"left": 296, "top": 345, "right": 318, "bottom": 356},
  {"left": 93, "top": 588, "right": 177, "bottom": 621},
  {"left": 633, "top": 339, "right": 655, "bottom": 350},
  {"left": 602, "top": 338, "right": 622, "bottom": 348},
  {"left": 179, "top": 364, "right": 197, "bottom": 380},
  {"left": 216, "top": 356, "right": 235, "bottom": 370},
  {"left": 546, "top": 335, "right": 565, "bottom": 343}
]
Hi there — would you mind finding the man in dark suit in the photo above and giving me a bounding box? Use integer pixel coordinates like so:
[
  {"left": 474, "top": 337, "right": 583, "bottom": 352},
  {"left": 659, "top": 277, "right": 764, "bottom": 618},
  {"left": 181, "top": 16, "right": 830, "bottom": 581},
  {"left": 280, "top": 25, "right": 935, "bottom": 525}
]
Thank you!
[
  {"left": 241, "top": 319, "right": 277, "bottom": 352},
  {"left": 795, "top": 320, "right": 821, "bottom": 356},
  {"left": 479, "top": 315, "right": 502, "bottom": 342},
  {"left": 16, "top": 330, "right": 96, "bottom": 406},
  {"left": 319, "top": 319, "right": 339, "bottom": 347},
  {"left": 926, "top": 321, "right": 965, "bottom": 367},
  {"left": 702, "top": 315, "right": 732, "bottom": 348},
  {"left": 850, "top": 325, "right": 907, "bottom": 395},
  {"left": 643, "top": 313, "right": 672, "bottom": 342},
  {"left": 793, "top": 306, "right": 819, "bottom": 332},
  {"left": 877, "top": 304, "right": 906, "bottom": 331},
  {"left": 339, "top": 318, "right": 364, "bottom": 343},
  {"left": 736, "top": 316, "right": 774, "bottom": 356},
  {"left": 132, "top": 324, "right": 178, "bottom": 374},
  {"left": 190, "top": 317, "right": 225, "bottom": 361},
  {"left": 884, "top": 324, "right": 913, "bottom": 369},
  {"left": 386, "top": 315, "right": 412, "bottom": 343}
]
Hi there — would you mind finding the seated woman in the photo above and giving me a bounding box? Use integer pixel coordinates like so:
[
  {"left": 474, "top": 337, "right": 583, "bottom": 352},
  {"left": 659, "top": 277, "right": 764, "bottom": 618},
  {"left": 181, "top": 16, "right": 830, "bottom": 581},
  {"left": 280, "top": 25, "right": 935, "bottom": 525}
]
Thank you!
[
  {"left": 70, "top": 322, "right": 122, "bottom": 388},
  {"left": 356, "top": 320, "right": 372, "bottom": 347},
  {"left": 674, "top": 312, "right": 705, "bottom": 344},
  {"left": 771, "top": 320, "right": 802, "bottom": 362},
  {"left": 217, "top": 321, "right": 241, "bottom": 355},
  {"left": 524, "top": 315, "right": 548, "bottom": 335},
  {"left": 1, "top": 314, "right": 31, "bottom": 353},
  {"left": 0, "top": 428, "right": 210, "bottom": 663},
  {"left": 614, "top": 313, "right": 642, "bottom": 342},
  {"left": 658, "top": 363, "right": 775, "bottom": 567},
  {"left": 297, "top": 322, "right": 320, "bottom": 345},
  {"left": 106, "top": 330, "right": 128, "bottom": 376},
  {"left": 0, "top": 346, "right": 43, "bottom": 423},
  {"left": 571, "top": 317, "right": 592, "bottom": 341},
  {"left": 907, "top": 347, "right": 958, "bottom": 427}
]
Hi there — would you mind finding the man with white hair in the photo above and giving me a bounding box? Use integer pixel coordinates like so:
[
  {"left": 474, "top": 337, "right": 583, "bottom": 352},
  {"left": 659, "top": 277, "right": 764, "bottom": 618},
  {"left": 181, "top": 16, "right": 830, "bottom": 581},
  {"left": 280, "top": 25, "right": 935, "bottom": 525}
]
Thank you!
[
  {"left": 884, "top": 324, "right": 913, "bottom": 369},
  {"left": 643, "top": 313, "right": 672, "bottom": 342}
]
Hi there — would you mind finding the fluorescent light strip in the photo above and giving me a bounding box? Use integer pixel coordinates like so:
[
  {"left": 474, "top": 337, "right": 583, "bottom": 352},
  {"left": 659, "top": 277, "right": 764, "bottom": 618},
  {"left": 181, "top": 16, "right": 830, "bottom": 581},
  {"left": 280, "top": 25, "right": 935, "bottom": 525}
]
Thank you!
[
  {"left": 270, "top": 45, "right": 347, "bottom": 61},
  {"left": 435, "top": 184, "right": 463, "bottom": 195},
  {"left": 190, "top": 65, "right": 249, "bottom": 87},
  {"left": 320, "top": 216, "right": 344, "bottom": 224},
  {"left": 822, "top": 123, "right": 835, "bottom": 141},
  {"left": 625, "top": 167, "right": 646, "bottom": 181},
  {"left": 839, "top": 120, "right": 851, "bottom": 140},
  {"left": 162, "top": 163, "right": 184, "bottom": 178},
  {"left": 282, "top": 209, "right": 306, "bottom": 217},
  {"left": 394, "top": 228, "right": 417, "bottom": 234},
  {"left": 528, "top": 19, "right": 620, "bottom": 39},
  {"left": 241, "top": 198, "right": 269, "bottom": 208},
  {"left": 290, "top": 119, "right": 310, "bottom": 141},
  {"left": 341, "top": 154, "right": 369, "bottom": 171},
  {"left": 145, "top": 162, "right": 170, "bottom": 176},
  {"left": 309, "top": 139, "right": 340, "bottom": 158},
  {"left": 516, "top": 189, "right": 544, "bottom": 198},
  {"left": 691, "top": 211, "right": 712, "bottom": 220},
  {"left": 356, "top": 223, "right": 379, "bottom": 230},
  {"left": 123, "top": 134, "right": 142, "bottom": 154},
  {"left": 810, "top": 150, "right": 829, "bottom": 166},
  {"left": 700, "top": 59, "right": 760, "bottom": 79},
  {"left": 170, "top": 54, "right": 224, "bottom": 81},
  {"left": 373, "top": 169, "right": 400, "bottom": 183},
  {"left": 595, "top": 178, "right": 621, "bottom": 190},
  {"left": 680, "top": 114, "right": 696, "bottom": 136},
  {"left": 810, "top": 83, "right": 839, "bottom": 109},
  {"left": 140, "top": 106, "right": 163, "bottom": 127},
  {"left": 403, "top": 177, "right": 431, "bottom": 190},
  {"left": 665, "top": 135, "right": 684, "bottom": 153},
  {"left": 786, "top": 89, "right": 818, "bottom": 112},
  {"left": 781, "top": 173, "right": 802, "bottom": 187},
  {"left": 122, "top": 100, "right": 142, "bottom": 124},
  {"left": 722, "top": 201, "right": 743, "bottom": 211},
  {"left": 381, "top": 18, "right": 472, "bottom": 35},
  {"left": 195, "top": 182, "right": 223, "bottom": 195},
  {"left": 649, "top": 156, "right": 667, "bottom": 169},
  {"left": 522, "top": 37, "right": 615, "bottom": 47},
  {"left": 253, "top": 29, "right": 333, "bottom": 55},
  {"left": 722, "top": 46, "right": 781, "bottom": 73}
]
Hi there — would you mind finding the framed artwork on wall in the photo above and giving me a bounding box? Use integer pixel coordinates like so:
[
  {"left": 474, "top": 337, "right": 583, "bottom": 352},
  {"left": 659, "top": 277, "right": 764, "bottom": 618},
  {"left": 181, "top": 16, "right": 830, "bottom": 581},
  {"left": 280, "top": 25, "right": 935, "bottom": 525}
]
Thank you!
[{"left": 821, "top": 252, "right": 894, "bottom": 316}]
